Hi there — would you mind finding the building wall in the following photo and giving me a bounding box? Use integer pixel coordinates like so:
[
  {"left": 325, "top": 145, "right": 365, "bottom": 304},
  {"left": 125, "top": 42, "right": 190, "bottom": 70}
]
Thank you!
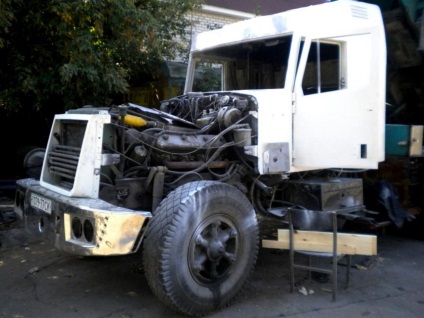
[
  {"left": 204, "top": 0, "right": 327, "bottom": 16},
  {"left": 189, "top": 8, "right": 248, "bottom": 34}
]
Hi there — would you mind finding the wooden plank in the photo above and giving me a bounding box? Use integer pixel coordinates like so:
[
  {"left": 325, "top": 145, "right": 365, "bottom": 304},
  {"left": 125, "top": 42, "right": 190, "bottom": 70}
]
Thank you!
[{"left": 262, "top": 229, "right": 377, "bottom": 255}]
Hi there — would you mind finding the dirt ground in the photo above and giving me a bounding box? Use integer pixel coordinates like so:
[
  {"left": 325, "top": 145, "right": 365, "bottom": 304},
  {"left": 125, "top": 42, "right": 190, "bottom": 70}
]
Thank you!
[{"left": 1, "top": 201, "right": 424, "bottom": 318}]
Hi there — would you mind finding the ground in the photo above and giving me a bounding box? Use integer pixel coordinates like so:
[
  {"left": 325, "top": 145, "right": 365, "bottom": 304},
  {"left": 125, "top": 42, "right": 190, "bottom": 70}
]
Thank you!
[{"left": 1, "top": 201, "right": 424, "bottom": 318}]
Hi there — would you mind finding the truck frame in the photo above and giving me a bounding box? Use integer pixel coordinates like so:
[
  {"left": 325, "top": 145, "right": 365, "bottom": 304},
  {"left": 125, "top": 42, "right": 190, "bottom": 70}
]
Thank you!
[{"left": 14, "top": 1, "right": 386, "bottom": 316}]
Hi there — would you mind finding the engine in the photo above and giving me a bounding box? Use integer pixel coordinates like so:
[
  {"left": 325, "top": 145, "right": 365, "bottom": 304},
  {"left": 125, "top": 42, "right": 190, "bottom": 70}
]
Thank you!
[{"left": 100, "top": 92, "right": 258, "bottom": 209}]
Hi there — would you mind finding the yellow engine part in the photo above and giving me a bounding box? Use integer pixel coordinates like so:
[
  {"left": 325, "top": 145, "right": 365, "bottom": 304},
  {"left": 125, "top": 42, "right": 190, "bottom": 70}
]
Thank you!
[{"left": 120, "top": 114, "right": 147, "bottom": 127}]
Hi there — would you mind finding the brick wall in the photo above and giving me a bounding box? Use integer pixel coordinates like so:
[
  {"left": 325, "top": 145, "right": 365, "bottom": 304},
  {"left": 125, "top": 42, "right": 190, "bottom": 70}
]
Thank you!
[{"left": 189, "top": 10, "right": 243, "bottom": 34}]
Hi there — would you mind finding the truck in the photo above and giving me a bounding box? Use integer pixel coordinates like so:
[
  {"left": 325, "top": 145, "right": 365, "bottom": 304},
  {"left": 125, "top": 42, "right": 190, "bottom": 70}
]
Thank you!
[{"left": 14, "top": 1, "right": 386, "bottom": 316}]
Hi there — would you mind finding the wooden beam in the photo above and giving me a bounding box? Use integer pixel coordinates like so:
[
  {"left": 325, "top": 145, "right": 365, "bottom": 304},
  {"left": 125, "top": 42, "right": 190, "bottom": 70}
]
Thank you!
[{"left": 262, "top": 229, "right": 377, "bottom": 255}]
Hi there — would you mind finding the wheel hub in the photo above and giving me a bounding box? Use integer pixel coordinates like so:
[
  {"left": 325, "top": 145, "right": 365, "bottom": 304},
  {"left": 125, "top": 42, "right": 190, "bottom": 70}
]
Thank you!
[
  {"left": 207, "top": 240, "right": 225, "bottom": 261},
  {"left": 189, "top": 217, "right": 238, "bottom": 284}
]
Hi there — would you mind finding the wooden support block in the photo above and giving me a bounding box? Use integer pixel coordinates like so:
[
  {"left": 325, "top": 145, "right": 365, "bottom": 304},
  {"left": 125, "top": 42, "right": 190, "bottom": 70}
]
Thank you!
[{"left": 262, "top": 229, "right": 377, "bottom": 255}]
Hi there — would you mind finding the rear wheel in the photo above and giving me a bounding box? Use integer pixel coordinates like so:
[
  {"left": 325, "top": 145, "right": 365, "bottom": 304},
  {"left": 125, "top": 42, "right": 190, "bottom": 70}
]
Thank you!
[{"left": 143, "top": 181, "right": 259, "bottom": 316}]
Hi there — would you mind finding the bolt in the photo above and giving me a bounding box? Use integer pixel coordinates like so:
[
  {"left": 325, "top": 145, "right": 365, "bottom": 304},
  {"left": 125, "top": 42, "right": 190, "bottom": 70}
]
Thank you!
[{"left": 195, "top": 234, "right": 208, "bottom": 247}]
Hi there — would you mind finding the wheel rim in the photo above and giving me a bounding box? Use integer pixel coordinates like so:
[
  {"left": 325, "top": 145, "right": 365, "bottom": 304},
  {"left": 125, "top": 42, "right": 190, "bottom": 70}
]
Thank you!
[{"left": 188, "top": 214, "right": 239, "bottom": 285}]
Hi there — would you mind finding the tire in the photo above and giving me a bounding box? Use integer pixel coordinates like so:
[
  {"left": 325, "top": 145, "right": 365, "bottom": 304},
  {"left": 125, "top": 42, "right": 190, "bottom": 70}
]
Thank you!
[{"left": 143, "top": 181, "right": 259, "bottom": 316}]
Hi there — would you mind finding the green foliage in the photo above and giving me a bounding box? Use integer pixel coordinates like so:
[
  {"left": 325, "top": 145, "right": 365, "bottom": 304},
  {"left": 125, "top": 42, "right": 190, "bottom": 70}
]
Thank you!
[
  {"left": 0, "top": 0, "right": 201, "bottom": 111},
  {"left": 193, "top": 63, "right": 222, "bottom": 92}
]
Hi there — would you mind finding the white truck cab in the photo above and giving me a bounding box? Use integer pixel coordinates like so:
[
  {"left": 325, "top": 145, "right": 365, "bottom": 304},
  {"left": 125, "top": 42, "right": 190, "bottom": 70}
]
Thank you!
[{"left": 185, "top": 0, "right": 386, "bottom": 173}]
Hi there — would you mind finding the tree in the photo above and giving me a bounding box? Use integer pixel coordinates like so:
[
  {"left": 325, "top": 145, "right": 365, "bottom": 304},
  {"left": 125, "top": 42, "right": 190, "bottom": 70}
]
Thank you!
[{"left": 0, "top": 0, "right": 202, "bottom": 112}]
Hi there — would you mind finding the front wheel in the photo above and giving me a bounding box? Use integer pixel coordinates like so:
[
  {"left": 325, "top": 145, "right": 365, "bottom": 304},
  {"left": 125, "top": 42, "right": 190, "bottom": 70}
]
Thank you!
[{"left": 143, "top": 181, "right": 259, "bottom": 316}]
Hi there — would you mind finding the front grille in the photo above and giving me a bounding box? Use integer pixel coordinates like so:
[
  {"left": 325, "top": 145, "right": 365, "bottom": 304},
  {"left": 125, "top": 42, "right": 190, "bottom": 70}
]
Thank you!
[
  {"left": 40, "top": 112, "right": 110, "bottom": 198},
  {"left": 48, "top": 145, "right": 81, "bottom": 189},
  {"left": 45, "top": 119, "right": 87, "bottom": 190}
]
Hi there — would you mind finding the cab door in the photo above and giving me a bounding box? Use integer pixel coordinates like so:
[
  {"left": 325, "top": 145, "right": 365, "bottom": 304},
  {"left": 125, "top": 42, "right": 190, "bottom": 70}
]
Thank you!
[{"left": 292, "top": 34, "right": 385, "bottom": 170}]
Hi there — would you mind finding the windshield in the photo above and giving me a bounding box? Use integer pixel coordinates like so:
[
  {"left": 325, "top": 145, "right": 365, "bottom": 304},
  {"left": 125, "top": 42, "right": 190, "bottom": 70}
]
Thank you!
[{"left": 190, "top": 35, "right": 293, "bottom": 92}]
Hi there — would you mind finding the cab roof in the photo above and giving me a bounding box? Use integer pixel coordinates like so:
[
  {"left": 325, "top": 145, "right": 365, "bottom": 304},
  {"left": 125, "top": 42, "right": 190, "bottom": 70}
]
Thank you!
[{"left": 191, "top": 0, "right": 383, "bottom": 52}]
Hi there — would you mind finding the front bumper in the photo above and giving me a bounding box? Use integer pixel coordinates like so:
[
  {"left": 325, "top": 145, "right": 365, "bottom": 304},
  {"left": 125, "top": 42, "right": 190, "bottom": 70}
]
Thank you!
[{"left": 14, "top": 178, "right": 151, "bottom": 256}]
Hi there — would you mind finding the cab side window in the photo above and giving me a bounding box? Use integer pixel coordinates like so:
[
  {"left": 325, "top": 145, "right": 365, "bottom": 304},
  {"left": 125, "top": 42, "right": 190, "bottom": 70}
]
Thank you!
[{"left": 302, "top": 41, "right": 341, "bottom": 95}]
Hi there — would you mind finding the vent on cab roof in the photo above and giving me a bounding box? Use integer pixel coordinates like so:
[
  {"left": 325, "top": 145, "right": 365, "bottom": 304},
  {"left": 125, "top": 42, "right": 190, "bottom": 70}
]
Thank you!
[{"left": 351, "top": 5, "right": 368, "bottom": 19}]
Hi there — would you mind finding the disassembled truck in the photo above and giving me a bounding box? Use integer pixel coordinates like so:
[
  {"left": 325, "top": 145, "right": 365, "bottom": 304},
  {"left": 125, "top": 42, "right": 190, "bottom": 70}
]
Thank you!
[{"left": 14, "top": 1, "right": 386, "bottom": 316}]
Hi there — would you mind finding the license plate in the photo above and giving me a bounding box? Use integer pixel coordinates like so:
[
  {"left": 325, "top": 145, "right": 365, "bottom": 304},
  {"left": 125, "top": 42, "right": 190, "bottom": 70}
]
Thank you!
[{"left": 30, "top": 193, "right": 52, "bottom": 214}]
